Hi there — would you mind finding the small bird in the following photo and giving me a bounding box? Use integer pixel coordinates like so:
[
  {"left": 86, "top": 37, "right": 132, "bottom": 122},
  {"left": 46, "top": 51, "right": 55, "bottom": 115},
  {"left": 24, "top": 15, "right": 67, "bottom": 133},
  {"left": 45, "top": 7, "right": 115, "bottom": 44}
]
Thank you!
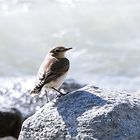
[{"left": 30, "top": 46, "right": 72, "bottom": 96}]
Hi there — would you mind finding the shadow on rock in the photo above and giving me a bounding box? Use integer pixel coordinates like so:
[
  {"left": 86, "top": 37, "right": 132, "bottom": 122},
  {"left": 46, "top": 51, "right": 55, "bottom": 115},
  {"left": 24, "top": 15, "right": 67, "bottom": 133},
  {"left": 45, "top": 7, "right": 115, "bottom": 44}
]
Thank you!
[{"left": 57, "top": 90, "right": 107, "bottom": 138}]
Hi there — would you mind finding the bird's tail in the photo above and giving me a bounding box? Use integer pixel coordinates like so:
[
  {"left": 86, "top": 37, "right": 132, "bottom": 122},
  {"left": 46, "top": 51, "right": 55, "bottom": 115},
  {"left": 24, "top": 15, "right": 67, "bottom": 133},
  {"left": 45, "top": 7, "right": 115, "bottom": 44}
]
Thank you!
[{"left": 30, "top": 86, "right": 42, "bottom": 96}]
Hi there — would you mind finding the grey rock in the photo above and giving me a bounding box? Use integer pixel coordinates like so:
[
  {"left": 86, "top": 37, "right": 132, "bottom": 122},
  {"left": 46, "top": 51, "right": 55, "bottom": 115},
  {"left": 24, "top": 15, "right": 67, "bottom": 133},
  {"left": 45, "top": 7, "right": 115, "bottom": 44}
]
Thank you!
[{"left": 18, "top": 86, "right": 140, "bottom": 140}]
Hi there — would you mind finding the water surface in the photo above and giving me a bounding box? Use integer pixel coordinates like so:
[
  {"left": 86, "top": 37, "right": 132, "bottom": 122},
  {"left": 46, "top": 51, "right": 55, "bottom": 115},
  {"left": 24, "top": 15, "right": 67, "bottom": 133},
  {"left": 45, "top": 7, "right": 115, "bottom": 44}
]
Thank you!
[{"left": 0, "top": 0, "right": 140, "bottom": 92}]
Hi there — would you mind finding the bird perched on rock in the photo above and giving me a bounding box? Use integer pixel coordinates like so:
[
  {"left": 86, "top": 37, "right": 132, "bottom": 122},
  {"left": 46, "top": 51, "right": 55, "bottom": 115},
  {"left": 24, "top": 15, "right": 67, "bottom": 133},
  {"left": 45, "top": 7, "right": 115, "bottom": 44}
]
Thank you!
[{"left": 30, "top": 46, "right": 72, "bottom": 96}]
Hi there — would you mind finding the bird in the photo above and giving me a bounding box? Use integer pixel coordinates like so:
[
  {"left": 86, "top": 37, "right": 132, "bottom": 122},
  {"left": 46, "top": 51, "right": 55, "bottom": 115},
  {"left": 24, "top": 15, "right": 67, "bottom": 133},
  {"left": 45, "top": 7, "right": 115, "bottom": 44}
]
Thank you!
[{"left": 30, "top": 46, "right": 72, "bottom": 96}]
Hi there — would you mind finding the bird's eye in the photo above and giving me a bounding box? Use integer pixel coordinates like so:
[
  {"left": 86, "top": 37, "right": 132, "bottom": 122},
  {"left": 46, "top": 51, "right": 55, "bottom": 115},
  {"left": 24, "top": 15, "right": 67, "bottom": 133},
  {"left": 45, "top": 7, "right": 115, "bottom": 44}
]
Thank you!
[{"left": 55, "top": 49, "right": 59, "bottom": 52}]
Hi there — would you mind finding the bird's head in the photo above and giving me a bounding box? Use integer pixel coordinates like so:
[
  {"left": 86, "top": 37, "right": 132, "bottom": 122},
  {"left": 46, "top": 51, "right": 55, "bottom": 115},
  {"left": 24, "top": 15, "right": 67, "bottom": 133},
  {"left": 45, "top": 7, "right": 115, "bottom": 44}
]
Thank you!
[{"left": 49, "top": 46, "right": 72, "bottom": 58}]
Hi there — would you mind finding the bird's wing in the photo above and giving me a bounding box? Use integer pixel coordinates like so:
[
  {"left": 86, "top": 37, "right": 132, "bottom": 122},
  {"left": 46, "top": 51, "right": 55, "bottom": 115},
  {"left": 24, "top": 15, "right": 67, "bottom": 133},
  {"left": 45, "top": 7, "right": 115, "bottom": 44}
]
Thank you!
[
  {"left": 30, "top": 58, "right": 69, "bottom": 94},
  {"left": 44, "top": 58, "right": 70, "bottom": 83}
]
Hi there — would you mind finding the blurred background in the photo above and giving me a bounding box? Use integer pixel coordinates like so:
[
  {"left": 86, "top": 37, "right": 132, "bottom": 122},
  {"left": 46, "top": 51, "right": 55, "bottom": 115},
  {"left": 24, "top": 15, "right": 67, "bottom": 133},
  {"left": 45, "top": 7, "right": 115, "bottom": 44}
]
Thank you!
[{"left": 0, "top": 0, "right": 140, "bottom": 92}]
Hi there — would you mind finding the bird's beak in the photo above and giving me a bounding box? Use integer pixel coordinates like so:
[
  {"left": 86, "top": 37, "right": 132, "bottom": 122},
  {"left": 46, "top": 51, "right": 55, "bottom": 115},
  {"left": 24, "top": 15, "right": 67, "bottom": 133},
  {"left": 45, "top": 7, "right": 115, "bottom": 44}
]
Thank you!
[{"left": 65, "top": 47, "right": 72, "bottom": 51}]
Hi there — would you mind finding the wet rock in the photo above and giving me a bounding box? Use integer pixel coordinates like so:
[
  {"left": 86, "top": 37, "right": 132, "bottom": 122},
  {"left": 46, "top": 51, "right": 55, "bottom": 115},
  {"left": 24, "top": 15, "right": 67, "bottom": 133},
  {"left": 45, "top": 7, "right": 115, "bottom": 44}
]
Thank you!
[
  {"left": 0, "top": 107, "right": 22, "bottom": 139},
  {"left": 19, "top": 86, "right": 140, "bottom": 140}
]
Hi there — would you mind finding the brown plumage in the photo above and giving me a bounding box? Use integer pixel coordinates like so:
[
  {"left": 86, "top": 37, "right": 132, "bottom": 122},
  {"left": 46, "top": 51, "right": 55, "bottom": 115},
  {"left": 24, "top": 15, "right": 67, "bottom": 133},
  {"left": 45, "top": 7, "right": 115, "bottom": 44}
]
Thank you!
[{"left": 30, "top": 46, "right": 72, "bottom": 95}]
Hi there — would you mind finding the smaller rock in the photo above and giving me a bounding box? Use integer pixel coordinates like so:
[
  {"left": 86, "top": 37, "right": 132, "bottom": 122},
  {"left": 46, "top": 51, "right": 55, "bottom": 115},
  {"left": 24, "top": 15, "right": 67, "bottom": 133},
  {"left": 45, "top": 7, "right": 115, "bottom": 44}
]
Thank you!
[{"left": 0, "top": 107, "right": 23, "bottom": 138}]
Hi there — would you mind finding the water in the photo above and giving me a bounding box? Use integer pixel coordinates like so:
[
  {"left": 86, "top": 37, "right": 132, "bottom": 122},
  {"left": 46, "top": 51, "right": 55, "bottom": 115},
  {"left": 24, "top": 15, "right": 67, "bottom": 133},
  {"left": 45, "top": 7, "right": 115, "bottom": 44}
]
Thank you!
[{"left": 0, "top": 0, "right": 140, "bottom": 92}]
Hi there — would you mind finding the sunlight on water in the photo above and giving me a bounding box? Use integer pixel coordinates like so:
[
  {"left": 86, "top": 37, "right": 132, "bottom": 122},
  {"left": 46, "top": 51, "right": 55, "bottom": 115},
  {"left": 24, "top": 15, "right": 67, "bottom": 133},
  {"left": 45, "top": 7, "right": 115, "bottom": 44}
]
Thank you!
[{"left": 0, "top": 0, "right": 140, "bottom": 91}]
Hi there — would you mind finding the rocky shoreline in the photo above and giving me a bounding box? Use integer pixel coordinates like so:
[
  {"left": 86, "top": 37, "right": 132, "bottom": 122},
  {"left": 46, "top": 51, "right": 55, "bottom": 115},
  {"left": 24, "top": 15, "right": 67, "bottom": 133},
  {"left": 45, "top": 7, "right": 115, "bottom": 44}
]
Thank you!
[
  {"left": 0, "top": 78, "right": 140, "bottom": 140},
  {"left": 0, "top": 78, "right": 84, "bottom": 139}
]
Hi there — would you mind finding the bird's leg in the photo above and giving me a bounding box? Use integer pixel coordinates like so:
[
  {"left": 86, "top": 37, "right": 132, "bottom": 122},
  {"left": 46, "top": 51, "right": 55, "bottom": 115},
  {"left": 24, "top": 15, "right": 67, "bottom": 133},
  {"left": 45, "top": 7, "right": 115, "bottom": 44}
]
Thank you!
[
  {"left": 51, "top": 87, "right": 66, "bottom": 96},
  {"left": 44, "top": 89, "right": 49, "bottom": 102}
]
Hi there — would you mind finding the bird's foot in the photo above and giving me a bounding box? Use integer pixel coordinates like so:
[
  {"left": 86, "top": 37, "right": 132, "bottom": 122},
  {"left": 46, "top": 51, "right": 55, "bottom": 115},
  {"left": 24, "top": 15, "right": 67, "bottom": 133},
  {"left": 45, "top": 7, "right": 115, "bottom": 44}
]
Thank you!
[
  {"left": 51, "top": 87, "right": 63, "bottom": 94},
  {"left": 57, "top": 92, "right": 69, "bottom": 98},
  {"left": 51, "top": 87, "right": 69, "bottom": 97}
]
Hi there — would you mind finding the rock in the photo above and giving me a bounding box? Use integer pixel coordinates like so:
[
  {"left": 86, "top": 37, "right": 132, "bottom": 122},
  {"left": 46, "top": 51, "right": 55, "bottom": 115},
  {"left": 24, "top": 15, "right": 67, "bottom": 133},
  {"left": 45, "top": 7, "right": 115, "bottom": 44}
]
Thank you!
[
  {"left": 0, "top": 107, "right": 22, "bottom": 139},
  {"left": 19, "top": 86, "right": 140, "bottom": 140}
]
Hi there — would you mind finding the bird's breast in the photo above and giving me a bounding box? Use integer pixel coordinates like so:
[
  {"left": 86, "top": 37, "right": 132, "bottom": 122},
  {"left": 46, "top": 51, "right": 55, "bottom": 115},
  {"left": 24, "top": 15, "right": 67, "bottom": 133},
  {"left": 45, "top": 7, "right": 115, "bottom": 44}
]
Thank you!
[{"left": 44, "top": 72, "right": 68, "bottom": 89}]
